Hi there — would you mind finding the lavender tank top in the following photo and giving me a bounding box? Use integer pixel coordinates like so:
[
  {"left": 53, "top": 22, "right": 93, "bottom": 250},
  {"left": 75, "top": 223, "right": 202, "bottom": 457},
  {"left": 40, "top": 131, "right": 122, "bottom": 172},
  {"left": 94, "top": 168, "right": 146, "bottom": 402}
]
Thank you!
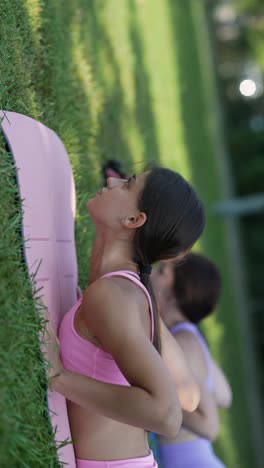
[
  {"left": 170, "top": 322, "right": 214, "bottom": 392},
  {"left": 59, "top": 270, "right": 154, "bottom": 386}
]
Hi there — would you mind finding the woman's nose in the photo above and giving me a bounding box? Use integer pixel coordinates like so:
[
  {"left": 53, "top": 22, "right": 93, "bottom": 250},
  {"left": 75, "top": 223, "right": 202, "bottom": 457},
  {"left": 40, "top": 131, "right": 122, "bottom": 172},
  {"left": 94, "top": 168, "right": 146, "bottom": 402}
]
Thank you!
[{"left": 107, "top": 177, "right": 126, "bottom": 189}]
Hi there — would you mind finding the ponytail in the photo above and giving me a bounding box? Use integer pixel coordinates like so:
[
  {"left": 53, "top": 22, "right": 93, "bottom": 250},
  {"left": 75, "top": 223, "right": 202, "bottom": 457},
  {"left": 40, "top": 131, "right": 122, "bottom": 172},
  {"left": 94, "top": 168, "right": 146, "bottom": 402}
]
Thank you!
[
  {"left": 134, "top": 167, "right": 205, "bottom": 355},
  {"left": 138, "top": 268, "right": 161, "bottom": 354}
]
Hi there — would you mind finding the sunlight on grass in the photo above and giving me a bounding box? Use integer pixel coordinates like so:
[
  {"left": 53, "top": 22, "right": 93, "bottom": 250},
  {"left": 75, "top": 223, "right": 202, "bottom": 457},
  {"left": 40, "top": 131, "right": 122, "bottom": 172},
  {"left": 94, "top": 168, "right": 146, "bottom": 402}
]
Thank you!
[
  {"left": 100, "top": 2, "right": 147, "bottom": 169},
  {"left": 70, "top": 13, "right": 103, "bottom": 180},
  {"left": 135, "top": 0, "right": 190, "bottom": 175},
  {"left": 24, "top": 0, "right": 43, "bottom": 40}
]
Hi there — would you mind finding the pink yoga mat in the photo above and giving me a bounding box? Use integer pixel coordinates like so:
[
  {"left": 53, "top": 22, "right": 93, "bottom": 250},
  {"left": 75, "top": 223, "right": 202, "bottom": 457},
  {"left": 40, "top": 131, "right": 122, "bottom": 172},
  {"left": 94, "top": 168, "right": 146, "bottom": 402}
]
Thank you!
[{"left": 1, "top": 110, "right": 78, "bottom": 467}]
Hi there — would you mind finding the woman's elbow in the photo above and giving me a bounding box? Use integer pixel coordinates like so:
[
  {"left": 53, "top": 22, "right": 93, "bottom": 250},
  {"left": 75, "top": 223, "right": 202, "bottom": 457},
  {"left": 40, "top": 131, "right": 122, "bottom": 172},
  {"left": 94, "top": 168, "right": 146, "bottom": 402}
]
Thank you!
[
  {"left": 225, "top": 393, "right": 232, "bottom": 409},
  {"left": 207, "top": 415, "right": 219, "bottom": 441},
  {"left": 209, "top": 424, "right": 219, "bottom": 442},
  {"left": 179, "top": 380, "right": 200, "bottom": 413},
  {"left": 193, "top": 417, "right": 219, "bottom": 442},
  {"left": 215, "top": 387, "right": 232, "bottom": 409},
  {"left": 222, "top": 388, "right": 233, "bottom": 408}
]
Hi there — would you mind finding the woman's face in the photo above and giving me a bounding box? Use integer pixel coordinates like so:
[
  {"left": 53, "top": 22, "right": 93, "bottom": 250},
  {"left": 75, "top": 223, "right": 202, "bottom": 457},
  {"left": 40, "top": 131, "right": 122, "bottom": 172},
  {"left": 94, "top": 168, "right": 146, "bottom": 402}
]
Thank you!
[{"left": 87, "top": 172, "right": 148, "bottom": 230}]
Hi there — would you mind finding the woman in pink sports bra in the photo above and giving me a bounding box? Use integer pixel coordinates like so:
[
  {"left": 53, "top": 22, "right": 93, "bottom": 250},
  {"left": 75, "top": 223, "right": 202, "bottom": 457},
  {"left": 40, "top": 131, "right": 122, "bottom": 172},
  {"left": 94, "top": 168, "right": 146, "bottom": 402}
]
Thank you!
[
  {"left": 152, "top": 254, "right": 232, "bottom": 468},
  {"left": 45, "top": 167, "right": 205, "bottom": 467}
]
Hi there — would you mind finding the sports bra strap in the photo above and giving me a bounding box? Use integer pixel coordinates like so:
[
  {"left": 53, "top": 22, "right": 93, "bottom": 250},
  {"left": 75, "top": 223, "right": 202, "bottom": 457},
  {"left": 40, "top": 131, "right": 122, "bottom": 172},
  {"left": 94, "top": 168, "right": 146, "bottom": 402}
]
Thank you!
[
  {"left": 170, "top": 322, "right": 213, "bottom": 392},
  {"left": 99, "top": 270, "right": 154, "bottom": 343}
]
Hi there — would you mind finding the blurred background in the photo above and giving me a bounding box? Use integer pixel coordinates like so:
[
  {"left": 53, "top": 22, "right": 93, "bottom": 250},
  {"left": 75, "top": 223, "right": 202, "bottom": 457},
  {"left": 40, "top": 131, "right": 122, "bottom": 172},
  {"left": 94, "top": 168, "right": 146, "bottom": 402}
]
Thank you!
[{"left": 0, "top": 0, "right": 263, "bottom": 467}]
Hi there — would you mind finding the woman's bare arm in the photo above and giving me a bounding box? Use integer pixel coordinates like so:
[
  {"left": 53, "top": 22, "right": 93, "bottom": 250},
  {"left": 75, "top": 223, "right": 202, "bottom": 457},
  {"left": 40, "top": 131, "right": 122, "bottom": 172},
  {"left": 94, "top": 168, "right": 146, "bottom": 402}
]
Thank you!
[
  {"left": 211, "top": 360, "right": 232, "bottom": 408},
  {"left": 51, "top": 279, "right": 182, "bottom": 437},
  {"left": 182, "top": 387, "right": 219, "bottom": 441},
  {"left": 159, "top": 318, "right": 200, "bottom": 412},
  {"left": 175, "top": 331, "right": 219, "bottom": 441}
]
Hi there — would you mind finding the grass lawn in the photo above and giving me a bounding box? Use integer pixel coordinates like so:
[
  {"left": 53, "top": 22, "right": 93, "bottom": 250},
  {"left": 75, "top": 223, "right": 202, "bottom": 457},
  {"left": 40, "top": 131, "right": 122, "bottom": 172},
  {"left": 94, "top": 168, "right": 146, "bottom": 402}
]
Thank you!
[{"left": 0, "top": 0, "right": 257, "bottom": 466}]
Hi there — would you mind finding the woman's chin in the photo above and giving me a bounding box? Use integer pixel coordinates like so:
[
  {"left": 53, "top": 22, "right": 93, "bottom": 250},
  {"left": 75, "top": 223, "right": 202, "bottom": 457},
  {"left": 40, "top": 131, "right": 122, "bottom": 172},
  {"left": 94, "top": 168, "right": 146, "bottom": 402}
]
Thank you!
[
  {"left": 86, "top": 200, "right": 103, "bottom": 224},
  {"left": 86, "top": 197, "right": 96, "bottom": 212}
]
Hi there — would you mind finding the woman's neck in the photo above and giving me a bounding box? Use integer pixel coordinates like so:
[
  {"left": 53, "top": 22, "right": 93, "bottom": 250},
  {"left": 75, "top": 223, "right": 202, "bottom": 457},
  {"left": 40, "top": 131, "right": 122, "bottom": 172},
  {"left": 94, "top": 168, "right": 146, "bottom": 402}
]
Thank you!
[
  {"left": 161, "top": 300, "right": 187, "bottom": 330},
  {"left": 89, "top": 229, "right": 138, "bottom": 283}
]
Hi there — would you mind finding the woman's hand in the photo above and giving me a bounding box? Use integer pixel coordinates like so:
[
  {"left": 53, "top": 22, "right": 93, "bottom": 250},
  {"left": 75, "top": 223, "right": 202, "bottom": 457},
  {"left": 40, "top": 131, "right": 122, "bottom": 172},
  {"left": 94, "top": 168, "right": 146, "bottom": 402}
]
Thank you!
[{"left": 41, "top": 319, "right": 64, "bottom": 389}]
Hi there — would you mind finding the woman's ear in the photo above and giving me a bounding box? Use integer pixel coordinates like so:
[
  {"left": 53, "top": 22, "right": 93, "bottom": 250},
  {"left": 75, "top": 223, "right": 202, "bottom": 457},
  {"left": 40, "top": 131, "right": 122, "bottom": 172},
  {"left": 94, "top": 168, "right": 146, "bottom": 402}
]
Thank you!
[{"left": 121, "top": 212, "right": 147, "bottom": 229}]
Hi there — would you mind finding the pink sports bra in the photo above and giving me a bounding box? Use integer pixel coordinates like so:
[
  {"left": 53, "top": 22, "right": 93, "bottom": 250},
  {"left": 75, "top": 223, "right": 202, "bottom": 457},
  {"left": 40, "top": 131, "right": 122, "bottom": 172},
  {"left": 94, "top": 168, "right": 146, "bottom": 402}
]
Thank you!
[{"left": 58, "top": 270, "right": 154, "bottom": 386}]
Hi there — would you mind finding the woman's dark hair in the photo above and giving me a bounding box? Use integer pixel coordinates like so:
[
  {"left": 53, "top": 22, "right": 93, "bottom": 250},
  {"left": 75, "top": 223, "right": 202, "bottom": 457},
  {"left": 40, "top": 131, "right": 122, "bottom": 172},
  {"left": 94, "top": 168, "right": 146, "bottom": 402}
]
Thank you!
[
  {"left": 134, "top": 167, "right": 205, "bottom": 352},
  {"left": 172, "top": 253, "right": 221, "bottom": 324}
]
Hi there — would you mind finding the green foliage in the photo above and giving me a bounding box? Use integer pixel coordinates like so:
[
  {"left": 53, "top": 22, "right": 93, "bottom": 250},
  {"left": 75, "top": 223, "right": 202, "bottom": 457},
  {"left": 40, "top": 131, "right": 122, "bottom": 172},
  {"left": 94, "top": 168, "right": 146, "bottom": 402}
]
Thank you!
[
  {"left": 235, "top": 0, "right": 264, "bottom": 13},
  {"left": 0, "top": 138, "right": 59, "bottom": 466}
]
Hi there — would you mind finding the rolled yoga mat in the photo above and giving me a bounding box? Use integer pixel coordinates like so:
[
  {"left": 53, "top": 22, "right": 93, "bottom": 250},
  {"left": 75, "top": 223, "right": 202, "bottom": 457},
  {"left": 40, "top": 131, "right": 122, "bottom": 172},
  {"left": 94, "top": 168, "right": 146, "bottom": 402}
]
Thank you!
[{"left": 1, "top": 110, "right": 78, "bottom": 467}]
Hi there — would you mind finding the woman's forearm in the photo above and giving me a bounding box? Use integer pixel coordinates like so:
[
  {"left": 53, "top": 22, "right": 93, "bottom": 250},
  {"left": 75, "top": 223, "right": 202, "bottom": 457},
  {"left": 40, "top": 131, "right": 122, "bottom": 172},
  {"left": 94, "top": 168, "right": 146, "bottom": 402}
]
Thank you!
[
  {"left": 182, "top": 407, "right": 219, "bottom": 441},
  {"left": 52, "top": 368, "right": 182, "bottom": 437}
]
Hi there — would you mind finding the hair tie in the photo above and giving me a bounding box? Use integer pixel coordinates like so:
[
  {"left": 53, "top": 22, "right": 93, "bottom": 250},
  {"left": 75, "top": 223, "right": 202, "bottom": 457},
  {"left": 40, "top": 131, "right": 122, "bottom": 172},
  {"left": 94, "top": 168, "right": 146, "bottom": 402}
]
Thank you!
[{"left": 139, "top": 263, "right": 152, "bottom": 275}]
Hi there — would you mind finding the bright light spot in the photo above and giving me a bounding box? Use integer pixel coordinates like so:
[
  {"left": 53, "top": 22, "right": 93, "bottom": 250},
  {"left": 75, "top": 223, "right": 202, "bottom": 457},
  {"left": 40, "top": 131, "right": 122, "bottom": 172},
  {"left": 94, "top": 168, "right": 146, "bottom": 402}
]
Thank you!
[
  {"left": 239, "top": 79, "right": 257, "bottom": 97},
  {"left": 214, "top": 5, "right": 236, "bottom": 23}
]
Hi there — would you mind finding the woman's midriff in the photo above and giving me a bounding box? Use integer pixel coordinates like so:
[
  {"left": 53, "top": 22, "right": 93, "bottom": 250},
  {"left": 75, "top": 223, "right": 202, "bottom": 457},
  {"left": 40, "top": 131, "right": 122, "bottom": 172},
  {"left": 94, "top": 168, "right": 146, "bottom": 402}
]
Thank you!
[
  {"left": 158, "top": 427, "right": 199, "bottom": 446},
  {"left": 67, "top": 400, "right": 149, "bottom": 461}
]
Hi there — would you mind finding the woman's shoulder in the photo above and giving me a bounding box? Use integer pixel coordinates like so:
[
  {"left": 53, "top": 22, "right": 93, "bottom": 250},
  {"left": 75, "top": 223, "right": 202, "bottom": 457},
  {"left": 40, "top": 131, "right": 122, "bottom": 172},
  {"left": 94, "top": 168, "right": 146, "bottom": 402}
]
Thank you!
[
  {"left": 69, "top": 280, "right": 139, "bottom": 352},
  {"left": 84, "top": 275, "right": 148, "bottom": 309},
  {"left": 174, "top": 326, "right": 208, "bottom": 354},
  {"left": 81, "top": 276, "right": 148, "bottom": 325},
  {"left": 79, "top": 276, "right": 151, "bottom": 352},
  {"left": 174, "top": 328, "right": 203, "bottom": 352}
]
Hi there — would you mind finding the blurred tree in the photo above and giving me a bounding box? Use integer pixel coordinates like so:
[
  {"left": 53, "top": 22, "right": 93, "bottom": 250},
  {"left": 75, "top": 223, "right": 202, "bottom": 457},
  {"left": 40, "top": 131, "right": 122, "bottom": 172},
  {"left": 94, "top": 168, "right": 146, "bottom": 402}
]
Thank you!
[{"left": 208, "top": 0, "right": 264, "bottom": 390}]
